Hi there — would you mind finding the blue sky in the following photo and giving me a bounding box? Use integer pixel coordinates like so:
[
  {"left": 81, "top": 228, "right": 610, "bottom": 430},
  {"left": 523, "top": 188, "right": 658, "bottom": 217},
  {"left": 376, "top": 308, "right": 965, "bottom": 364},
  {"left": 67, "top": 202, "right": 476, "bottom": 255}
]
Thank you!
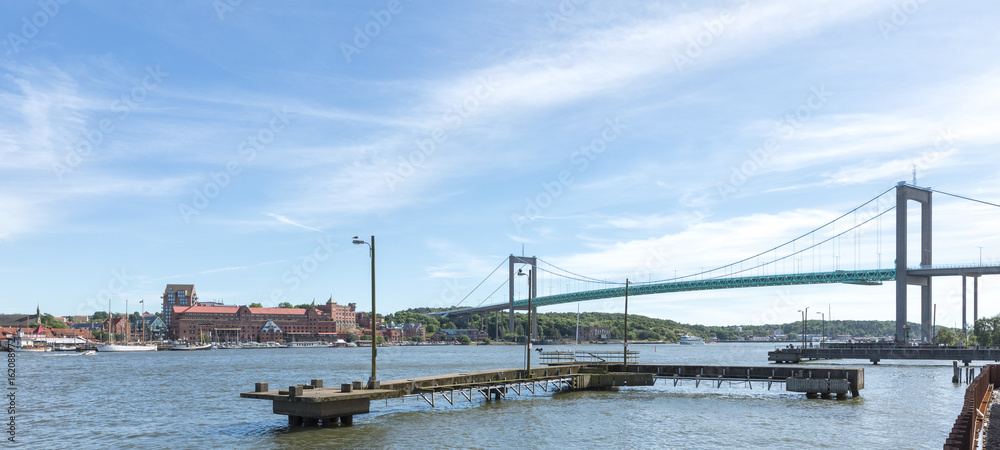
[{"left": 2, "top": 0, "right": 999, "bottom": 327}]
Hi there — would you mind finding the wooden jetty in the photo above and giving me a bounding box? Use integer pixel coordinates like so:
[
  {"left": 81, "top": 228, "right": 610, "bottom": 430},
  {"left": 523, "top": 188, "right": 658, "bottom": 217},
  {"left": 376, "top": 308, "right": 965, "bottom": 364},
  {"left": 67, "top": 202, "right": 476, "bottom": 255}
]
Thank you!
[{"left": 241, "top": 361, "right": 863, "bottom": 427}]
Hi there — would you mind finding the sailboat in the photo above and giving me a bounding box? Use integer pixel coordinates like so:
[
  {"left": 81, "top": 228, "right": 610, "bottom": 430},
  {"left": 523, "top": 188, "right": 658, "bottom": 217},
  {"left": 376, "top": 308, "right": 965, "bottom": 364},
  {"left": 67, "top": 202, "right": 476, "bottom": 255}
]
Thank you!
[
  {"left": 170, "top": 328, "right": 213, "bottom": 351},
  {"left": 96, "top": 299, "right": 157, "bottom": 352}
]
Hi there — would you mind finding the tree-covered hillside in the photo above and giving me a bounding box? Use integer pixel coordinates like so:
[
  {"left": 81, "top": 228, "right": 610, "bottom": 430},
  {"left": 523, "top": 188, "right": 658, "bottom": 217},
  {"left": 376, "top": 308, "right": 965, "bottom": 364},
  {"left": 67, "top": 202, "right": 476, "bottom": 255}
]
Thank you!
[{"left": 385, "top": 307, "right": 926, "bottom": 342}]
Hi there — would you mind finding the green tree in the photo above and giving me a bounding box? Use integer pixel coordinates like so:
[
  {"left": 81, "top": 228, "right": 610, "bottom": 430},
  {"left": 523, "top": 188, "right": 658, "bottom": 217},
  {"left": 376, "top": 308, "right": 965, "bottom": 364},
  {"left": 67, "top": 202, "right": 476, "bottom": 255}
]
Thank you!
[
  {"left": 936, "top": 327, "right": 959, "bottom": 346},
  {"left": 249, "top": 302, "right": 263, "bottom": 308},
  {"left": 457, "top": 334, "right": 472, "bottom": 345},
  {"left": 346, "top": 332, "right": 358, "bottom": 342},
  {"left": 973, "top": 316, "right": 1000, "bottom": 347},
  {"left": 33, "top": 313, "right": 69, "bottom": 329},
  {"left": 91, "top": 311, "right": 109, "bottom": 322},
  {"left": 480, "top": 337, "right": 491, "bottom": 345},
  {"left": 277, "top": 302, "right": 293, "bottom": 309}
]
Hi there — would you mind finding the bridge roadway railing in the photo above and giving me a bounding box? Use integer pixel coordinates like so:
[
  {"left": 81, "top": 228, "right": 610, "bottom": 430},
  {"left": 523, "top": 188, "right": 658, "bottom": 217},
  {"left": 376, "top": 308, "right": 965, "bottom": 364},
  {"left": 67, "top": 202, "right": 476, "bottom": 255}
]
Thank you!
[
  {"left": 539, "top": 350, "right": 638, "bottom": 364},
  {"left": 945, "top": 364, "right": 999, "bottom": 449}
]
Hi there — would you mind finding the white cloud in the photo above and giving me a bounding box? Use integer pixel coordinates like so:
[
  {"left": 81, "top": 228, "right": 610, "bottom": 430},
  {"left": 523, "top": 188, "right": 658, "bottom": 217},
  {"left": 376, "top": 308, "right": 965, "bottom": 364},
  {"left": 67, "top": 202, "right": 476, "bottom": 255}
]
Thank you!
[{"left": 265, "top": 213, "right": 322, "bottom": 232}]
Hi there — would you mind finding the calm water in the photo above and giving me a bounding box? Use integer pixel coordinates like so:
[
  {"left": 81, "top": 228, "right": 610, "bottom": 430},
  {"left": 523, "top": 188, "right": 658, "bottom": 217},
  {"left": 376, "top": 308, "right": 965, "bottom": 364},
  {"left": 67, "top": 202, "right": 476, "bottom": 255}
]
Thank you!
[{"left": 13, "top": 343, "right": 967, "bottom": 449}]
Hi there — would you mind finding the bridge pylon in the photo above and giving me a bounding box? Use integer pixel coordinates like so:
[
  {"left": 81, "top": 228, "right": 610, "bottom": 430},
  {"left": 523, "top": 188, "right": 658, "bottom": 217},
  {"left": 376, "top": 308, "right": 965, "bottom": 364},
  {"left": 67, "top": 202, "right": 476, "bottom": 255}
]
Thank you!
[{"left": 895, "top": 182, "right": 932, "bottom": 343}]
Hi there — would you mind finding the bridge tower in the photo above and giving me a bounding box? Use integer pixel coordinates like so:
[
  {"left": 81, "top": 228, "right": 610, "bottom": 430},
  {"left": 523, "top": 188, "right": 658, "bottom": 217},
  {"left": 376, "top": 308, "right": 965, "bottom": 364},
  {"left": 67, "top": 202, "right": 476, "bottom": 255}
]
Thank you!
[
  {"left": 895, "top": 182, "right": 932, "bottom": 343},
  {"left": 508, "top": 255, "right": 537, "bottom": 336}
]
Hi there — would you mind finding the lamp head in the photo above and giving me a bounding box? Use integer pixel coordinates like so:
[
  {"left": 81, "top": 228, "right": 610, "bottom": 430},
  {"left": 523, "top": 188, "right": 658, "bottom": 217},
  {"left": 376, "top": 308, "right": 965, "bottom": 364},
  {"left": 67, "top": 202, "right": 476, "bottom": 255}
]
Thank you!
[
  {"left": 517, "top": 268, "right": 526, "bottom": 276},
  {"left": 352, "top": 236, "right": 366, "bottom": 245}
]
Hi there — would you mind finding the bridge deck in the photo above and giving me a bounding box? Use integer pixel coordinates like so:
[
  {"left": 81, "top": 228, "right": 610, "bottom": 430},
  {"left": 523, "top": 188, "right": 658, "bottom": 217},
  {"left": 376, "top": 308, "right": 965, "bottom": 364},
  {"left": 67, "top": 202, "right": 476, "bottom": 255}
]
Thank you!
[{"left": 436, "top": 263, "right": 1000, "bottom": 317}]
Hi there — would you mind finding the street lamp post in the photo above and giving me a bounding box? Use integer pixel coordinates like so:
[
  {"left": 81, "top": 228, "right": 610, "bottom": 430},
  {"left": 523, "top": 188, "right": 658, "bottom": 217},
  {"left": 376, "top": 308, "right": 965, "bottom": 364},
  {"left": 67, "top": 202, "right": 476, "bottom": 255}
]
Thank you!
[
  {"left": 624, "top": 279, "right": 629, "bottom": 370},
  {"left": 797, "top": 307, "right": 808, "bottom": 348},
  {"left": 353, "top": 235, "right": 377, "bottom": 388},
  {"left": 816, "top": 312, "right": 825, "bottom": 346},
  {"left": 517, "top": 268, "right": 532, "bottom": 376}
]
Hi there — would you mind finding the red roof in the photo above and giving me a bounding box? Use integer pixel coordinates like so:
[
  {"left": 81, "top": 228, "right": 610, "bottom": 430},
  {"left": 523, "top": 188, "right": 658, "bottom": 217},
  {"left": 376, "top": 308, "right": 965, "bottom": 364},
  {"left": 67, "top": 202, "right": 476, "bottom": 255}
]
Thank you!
[
  {"left": 175, "top": 305, "right": 309, "bottom": 315},
  {"left": 175, "top": 305, "right": 241, "bottom": 314},
  {"left": 249, "top": 307, "right": 308, "bottom": 315}
]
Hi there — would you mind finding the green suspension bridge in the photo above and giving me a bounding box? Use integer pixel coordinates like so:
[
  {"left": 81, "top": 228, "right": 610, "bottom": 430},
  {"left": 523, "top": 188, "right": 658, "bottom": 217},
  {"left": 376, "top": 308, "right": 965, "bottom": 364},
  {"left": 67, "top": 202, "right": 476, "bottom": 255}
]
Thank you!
[{"left": 432, "top": 183, "right": 1000, "bottom": 343}]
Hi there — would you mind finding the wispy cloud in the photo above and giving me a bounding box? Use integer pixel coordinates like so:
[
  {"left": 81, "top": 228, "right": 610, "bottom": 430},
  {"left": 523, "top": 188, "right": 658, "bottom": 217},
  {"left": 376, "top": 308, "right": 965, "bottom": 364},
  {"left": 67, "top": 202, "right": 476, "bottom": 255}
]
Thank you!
[{"left": 265, "top": 213, "right": 322, "bottom": 232}]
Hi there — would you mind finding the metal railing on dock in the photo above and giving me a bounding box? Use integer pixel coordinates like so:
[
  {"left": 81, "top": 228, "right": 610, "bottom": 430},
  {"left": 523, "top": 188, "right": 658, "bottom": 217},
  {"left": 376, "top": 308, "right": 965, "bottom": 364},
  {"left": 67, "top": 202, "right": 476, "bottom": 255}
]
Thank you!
[
  {"left": 539, "top": 350, "right": 639, "bottom": 364},
  {"left": 409, "top": 376, "right": 576, "bottom": 407}
]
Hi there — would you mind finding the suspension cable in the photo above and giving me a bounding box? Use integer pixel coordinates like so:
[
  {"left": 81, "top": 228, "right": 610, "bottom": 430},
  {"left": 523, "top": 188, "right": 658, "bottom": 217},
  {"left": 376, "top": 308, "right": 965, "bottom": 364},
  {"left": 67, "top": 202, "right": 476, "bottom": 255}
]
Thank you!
[
  {"left": 646, "top": 185, "right": 896, "bottom": 284},
  {"left": 538, "top": 258, "right": 612, "bottom": 284},
  {"left": 929, "top": 188, "right": 1000, "bottom": 209},
  {"left": 454, "top": 258, "right": 508, "bottom": 307},
  {"left": 714, "top": 206, "right": 896, "bottom": 279},
  {"left": 475, "top": 279, "right": 509, "bottom": 307}
]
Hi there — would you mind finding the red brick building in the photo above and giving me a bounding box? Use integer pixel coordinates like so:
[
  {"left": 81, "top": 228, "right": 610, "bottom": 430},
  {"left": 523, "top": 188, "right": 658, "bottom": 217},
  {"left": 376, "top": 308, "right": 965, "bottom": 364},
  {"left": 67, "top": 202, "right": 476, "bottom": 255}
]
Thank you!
[
  {"left": 169, "top": 296, "right": 358, "bottom": 343},
  {"left": 162, "top": 284, "right": 198, "bottom": 336},
  {"left": 356, "top": 312, "right": 383, "bottom": 330},
  {"left": 102, "top": 317, "right": 130, "bottom": 337}
]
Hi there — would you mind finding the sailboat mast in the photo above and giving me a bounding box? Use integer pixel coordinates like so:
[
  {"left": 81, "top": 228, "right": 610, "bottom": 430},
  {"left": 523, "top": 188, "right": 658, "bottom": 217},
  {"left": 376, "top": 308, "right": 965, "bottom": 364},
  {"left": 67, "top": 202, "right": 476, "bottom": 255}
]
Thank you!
[
  {"left": 141, "top": 299, "right": 146, "bottom": 344},
  {"left": 107, "top": 299, "right": 112, "bottom": 344}
]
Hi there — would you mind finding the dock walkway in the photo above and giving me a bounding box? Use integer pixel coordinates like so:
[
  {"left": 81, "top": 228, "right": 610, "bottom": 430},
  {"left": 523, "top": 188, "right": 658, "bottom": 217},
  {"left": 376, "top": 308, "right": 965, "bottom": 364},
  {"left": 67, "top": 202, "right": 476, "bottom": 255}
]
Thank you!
[
  {"left": 769, "top": 344, "right": 1000, "bottom": 365},
  {"left": 241, "top": 362, "right": 864, "bottom": 426}
]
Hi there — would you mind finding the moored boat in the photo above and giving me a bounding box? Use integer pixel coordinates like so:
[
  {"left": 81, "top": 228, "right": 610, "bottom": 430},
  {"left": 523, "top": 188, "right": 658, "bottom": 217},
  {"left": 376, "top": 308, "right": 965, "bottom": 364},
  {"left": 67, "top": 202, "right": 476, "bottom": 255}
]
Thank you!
[
  {"left": 14, "top": 345, "right": 52, "bottom": 352},
  {"left": 97, "top": 299, "right": 157, "bottom": 352},
  {"left": 287, "top": 341, "right": 326, "bottom": 348},
  {"left": 679, "top": 335, "right": 706, "bottom": 345},
  {"left": 169, "top": 343, "right": 213, "bottom": 351},
  {"left": 96, "top": 343, "right": 158, "bottom": 352}
]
